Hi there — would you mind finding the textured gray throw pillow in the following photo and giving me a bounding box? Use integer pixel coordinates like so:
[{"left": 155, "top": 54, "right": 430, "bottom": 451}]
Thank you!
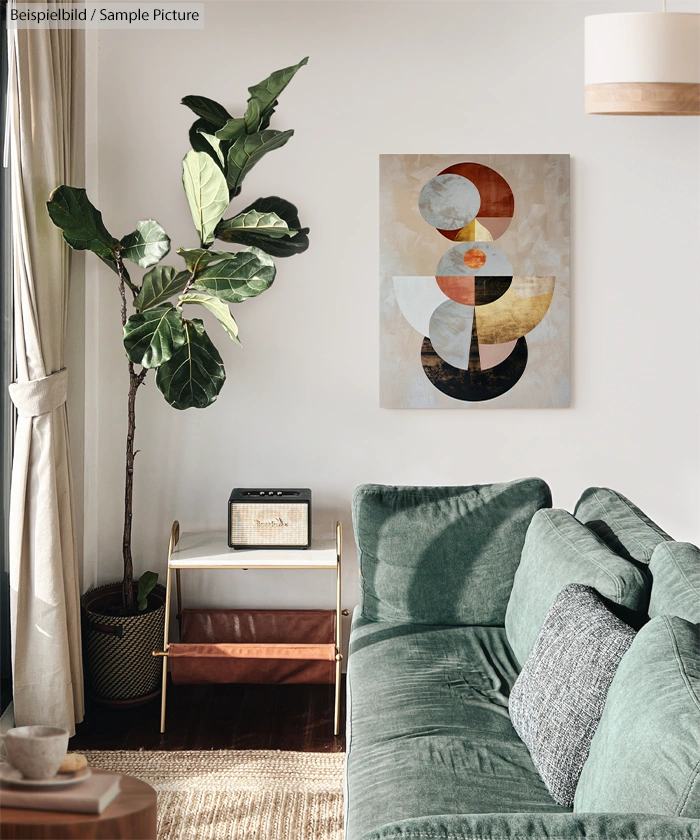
[{"left": 508, "top": 584, "right": 636, "bottom": 807}]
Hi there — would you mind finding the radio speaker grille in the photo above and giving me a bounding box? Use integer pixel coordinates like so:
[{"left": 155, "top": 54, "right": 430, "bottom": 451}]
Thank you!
[{"left": 229, "top": 502, "right": 309, "bottom": 547}]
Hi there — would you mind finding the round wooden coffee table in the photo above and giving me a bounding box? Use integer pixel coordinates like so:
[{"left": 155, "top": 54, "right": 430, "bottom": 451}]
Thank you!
[{"left": 0, "top": 770, "right": 157, "bottom": 839}]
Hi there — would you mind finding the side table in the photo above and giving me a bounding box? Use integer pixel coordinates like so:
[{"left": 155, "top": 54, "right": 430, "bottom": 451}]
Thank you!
[
  {"left": 153, "top": 520, "right": 345, "bottom": 736},
  {"left": 0, "top": 770, "right": 157, "bottom": 839}
]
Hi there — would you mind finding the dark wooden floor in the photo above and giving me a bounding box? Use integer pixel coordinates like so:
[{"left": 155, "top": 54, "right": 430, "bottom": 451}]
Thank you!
[{"left": 69, "top": 678, "right": 345, "bottom": 753}]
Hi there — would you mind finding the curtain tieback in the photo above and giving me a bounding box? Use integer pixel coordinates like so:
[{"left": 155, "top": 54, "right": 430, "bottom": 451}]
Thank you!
[{"left": 9, "top": 368, "right": 68, "bottom": 418}]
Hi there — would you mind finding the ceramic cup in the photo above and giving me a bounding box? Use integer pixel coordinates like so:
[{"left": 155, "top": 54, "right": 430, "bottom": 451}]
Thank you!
[{"left": 0, "top": 726, "right": 69, "bottom": 780}]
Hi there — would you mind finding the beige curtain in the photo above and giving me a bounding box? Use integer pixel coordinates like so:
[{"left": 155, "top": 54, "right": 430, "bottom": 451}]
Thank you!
[{"left": 7, "top": 15, "right": 84, "bottom": 734}]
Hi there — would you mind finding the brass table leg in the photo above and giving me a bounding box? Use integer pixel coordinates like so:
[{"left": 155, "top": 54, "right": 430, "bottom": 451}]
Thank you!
[
  {"left": 159, "top": 566, "right": 172, "bottom": 734},
  {"left": 158, "top": 521, "right": 179, "bottom": 734},
  {"left": 176, "top": 569, "right": 182, "bottom": 623}
]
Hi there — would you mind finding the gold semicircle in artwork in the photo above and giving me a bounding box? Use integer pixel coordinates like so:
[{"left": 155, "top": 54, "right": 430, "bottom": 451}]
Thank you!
[{"left": 475, "top": 276, "right": 555, "bottom": 344}]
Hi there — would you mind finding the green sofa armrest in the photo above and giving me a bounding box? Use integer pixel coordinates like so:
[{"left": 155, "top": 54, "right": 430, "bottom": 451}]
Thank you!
[{"left": 359, "top": 812, "right": 700, "bottom": 840}]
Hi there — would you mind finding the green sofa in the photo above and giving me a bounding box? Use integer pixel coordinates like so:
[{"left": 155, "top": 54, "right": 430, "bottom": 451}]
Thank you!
[{"left": 345, "top": 480, "right": 700, "bottom": 840}]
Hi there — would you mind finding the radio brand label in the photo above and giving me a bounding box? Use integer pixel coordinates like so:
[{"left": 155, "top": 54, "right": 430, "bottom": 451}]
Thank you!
[{"left": 254, "top": 517, "right": 288, "bottom": 528}]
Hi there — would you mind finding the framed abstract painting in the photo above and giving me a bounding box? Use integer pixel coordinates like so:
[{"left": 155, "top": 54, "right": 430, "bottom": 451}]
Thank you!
[{"left": 379, "top": 154, "right": 570, "bottom": 408}]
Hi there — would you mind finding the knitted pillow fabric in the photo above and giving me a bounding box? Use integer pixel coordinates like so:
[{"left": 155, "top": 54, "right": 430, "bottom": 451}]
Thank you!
[{"left": 508, "top": 584, "right": 636, "bottom": 807}]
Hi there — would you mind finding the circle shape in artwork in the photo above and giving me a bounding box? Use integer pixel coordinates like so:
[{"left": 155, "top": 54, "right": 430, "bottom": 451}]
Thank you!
[
  {"left": 463, "top": 249, "right": 486, "bottom": 269},
  {"left": 434, "top": 162, "right": 515, "bottom": 241},
  {"left": 437, "top": 242, "right": 513, "bottom": 278},
  {"left": 418, "top": 174, "right": 481, "bottom": 231},
  {"left": 428, "top": 300, "right": 475, "bottom": 370}
]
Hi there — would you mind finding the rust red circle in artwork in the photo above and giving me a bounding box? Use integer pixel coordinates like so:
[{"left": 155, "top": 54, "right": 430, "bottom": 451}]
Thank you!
[
  {"left": 436, "top": 276, "right": 476, "bottom": 305},
  {"left": 436, "top": 162, "right": 515, "bottom": 242},
  {"left": 463, "top": 249, "right": 486, "bottom": 269}
]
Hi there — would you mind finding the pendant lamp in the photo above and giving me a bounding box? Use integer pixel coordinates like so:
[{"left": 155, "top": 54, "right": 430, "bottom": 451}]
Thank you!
[{"left": 585, "top": 6, "right": 700, "bottom": 115}]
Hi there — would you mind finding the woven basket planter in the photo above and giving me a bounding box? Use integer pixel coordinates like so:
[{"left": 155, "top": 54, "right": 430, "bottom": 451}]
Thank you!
[{"left": 81, "top": 582, "right": 166, "bottom": 707}]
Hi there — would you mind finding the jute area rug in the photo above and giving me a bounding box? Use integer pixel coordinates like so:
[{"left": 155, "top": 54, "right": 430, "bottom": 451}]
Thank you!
[{"left": 81, "top": 750, "right": 345, "bottom": 840}]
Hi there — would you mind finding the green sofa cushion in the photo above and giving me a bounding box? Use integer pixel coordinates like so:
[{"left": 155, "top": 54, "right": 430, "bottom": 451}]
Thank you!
[
  {"left": 352, "top": 479, "right": 552, "bottom": 626},
  {"left": 649, "top": 542, "right": 700, "bottom": 623},
  {"left": 505, "top": 509, "right": 649, "bottom": 666},
  {"left": 345, "top": 615, "right": 566, "bottom": 840},
  {"left": 574, "top": 616, "right": 700, "bottom": 818},
  {"left": 574, "top": 487, "right": 671, "bottom": 565}
]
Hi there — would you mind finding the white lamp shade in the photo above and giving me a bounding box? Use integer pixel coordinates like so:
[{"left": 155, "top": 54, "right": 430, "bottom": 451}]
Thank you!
[{"left": 585, "top": 13, "right": 700, "bottom": 115}]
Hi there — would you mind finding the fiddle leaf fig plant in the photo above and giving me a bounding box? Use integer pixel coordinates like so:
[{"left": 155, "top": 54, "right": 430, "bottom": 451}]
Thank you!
[{"left": 47, "top": 58, "right": 310, "bottom": 614}]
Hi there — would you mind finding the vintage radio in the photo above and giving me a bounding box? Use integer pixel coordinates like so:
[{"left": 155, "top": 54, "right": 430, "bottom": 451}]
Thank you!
[{"left": 228, "top": 489, "right": 312, "bottom": 549}]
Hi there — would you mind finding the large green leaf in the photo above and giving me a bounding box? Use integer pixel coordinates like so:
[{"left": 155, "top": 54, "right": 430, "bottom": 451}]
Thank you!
[
  {"left": 155, "top": 319, "right": 226, "bottom": 410},
  {"left": 247, "top": 57, "right": 308, "bottom": 129},
  {"left": 192, "top": 247, "right": 275, "bottom": 302},
  {"left": 243, "top": 97, "right": 262, "bottom": 133},
  {"left": 182, "top": 150, "right": 230, "bottom": 246},
  {"left": 199, "top": 132, "right": 225, "bottom": 167},
  {"left": 215, "top": 118, "right": 247, "bottom": 144},
  {"left": 120, "top": 220, "right": 171, "bottom": 268},
  {"left": 47, "top": 186, "right": 118, "bottom": 259},
  {"left": 225, "top": 130, "right": 294, "bottom": 192},
  {"left": 134, "top": 266, "right": 189, "bottom": 311},
  {"left": 123, "top": 304, "right": 186, "bottom": 369},
  {"left": 216, "top": 209, "right": 296, "bottom": 241},
  {"left": 136, "top": 571, "right": 158, "bottom": 612},
  {"left": 181, "top": 96, "right": 231, "bottom": 129},
  {"left": 214, "top": 120, "right": 247, "bottom": 189},
  {"left": 179, "top": 291, "right": 241, "bottom": 346},
  {"left": 177, "top": 247, "right": 236, "bottom": 275},
  {"left": 189, "top": 118, "right": 220, "bottom": 158},
  {"left": 216, "top": 196, "right": 309, "bottom": 257}
]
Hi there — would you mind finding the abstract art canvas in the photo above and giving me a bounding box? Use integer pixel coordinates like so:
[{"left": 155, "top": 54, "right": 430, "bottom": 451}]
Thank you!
[{"left": 380, "top": 154, "right": 570, "bottom": 408}]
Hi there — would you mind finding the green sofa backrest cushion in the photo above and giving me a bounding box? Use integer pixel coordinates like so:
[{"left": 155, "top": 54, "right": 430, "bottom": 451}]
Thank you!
[
  {"left": 505, "top": 508, "right": 649, "bottom": 666},
  {"left": 574, "top": 615, "right": 700, "bottom": 818},
  {"left": 352, "top": 479, "right": 552, "bottom": 626},
  {"left": 649, "top": 542, "right": 700, "bottom": 623},
  {"left": 574, "top": 487, "right": 671, "bottom": 565}
]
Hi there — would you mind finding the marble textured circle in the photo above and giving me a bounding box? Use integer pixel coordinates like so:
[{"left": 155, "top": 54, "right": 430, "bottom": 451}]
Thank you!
[
  {"left": 437, "top": 242, "right": 513, "bottom": 278},
  {"left": 428, "top": 300, "right": 474, "bottom": 369},
  {"left": 419, "top": 174, "right": 481, "bottom": 231}
]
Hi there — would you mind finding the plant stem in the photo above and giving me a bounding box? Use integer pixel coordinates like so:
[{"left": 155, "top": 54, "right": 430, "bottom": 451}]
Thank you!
[
  {"left": 118, "top": 263, "right": 128, "bottom": 327},
  {"left": 115, "top": 254, "right": 147, "bottom": 614},
  {"left": 182, "top": 271, "right": 197, "bottom": 296},
  {"left": 122, "top": 361, "right": 146, "bottom": 614},
  {"left": 181, "top": 250, "right": 207, "bottom": 296}
]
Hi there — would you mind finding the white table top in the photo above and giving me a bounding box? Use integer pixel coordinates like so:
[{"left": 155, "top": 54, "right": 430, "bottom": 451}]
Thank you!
[{"left": 169, "top": 531, "right": 339, "bottom": 569}]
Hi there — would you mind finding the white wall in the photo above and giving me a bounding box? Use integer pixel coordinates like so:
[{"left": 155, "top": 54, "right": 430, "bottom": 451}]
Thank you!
[{"left": 83, "top": 0, "right": 700, "bottom": 626}]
